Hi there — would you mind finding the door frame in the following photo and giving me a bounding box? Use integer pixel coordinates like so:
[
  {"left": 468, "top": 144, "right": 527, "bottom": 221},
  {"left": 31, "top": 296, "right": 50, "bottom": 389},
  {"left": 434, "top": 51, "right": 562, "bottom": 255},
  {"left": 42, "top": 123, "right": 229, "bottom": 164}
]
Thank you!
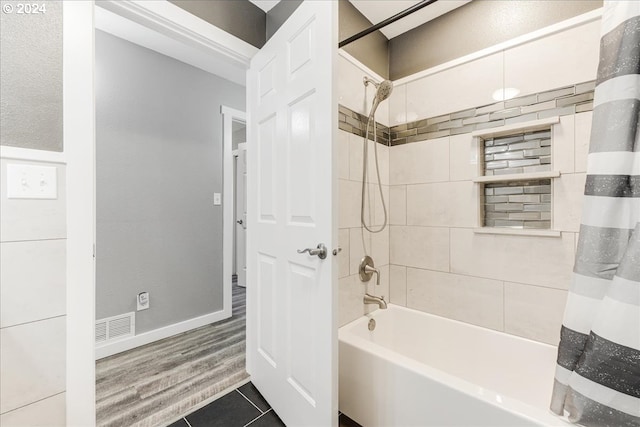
[
  {"left": 65, "top": 2, "right": 256, "bottom": 424},
  {"left": 222, "top": 106, "right": 247, "bottom": 308}
]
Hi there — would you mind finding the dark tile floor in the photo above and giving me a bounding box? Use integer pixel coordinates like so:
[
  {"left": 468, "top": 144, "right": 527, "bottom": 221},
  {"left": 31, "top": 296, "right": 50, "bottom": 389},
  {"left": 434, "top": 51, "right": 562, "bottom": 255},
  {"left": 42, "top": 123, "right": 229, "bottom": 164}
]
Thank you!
[{"left": 168, "top": 381, "right": 361, "bottom": 427}]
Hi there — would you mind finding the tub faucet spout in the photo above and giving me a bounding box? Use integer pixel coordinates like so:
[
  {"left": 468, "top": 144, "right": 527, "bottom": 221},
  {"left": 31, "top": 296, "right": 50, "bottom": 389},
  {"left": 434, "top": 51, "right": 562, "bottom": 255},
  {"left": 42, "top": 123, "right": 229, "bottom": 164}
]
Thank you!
[{"left": 364, "top": 293, "right": 387, "bottom": 309}]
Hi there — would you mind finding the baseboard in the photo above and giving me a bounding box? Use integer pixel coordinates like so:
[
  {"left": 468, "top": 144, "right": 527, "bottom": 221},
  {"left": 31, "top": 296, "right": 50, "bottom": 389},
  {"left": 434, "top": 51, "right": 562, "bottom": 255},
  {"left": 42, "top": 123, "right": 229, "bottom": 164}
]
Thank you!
[{"left": 95, "top": 308, "right": 232, "bottom": 359}]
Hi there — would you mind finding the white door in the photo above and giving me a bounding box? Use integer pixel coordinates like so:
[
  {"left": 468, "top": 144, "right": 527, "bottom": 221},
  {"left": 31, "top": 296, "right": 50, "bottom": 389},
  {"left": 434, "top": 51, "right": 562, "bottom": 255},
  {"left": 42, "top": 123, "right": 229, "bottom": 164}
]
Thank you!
[
  {"left": 236, "top": 142, "right": 247, "bottom": 288},
  {"left": 246, "top": 1, "right": 338, "bottom": 426}
]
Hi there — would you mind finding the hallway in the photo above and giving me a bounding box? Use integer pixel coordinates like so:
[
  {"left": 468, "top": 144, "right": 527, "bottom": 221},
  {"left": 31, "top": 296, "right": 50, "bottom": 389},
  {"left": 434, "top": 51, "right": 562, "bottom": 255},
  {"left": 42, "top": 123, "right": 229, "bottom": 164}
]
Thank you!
[{"left": 96, "top": 284, "right": 248, "bottom": 427}]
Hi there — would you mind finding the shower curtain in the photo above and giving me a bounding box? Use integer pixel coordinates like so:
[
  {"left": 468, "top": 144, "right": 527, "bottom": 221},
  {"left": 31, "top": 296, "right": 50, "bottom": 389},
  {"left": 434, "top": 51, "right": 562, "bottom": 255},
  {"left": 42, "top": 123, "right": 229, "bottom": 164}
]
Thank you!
[{"left": 550, "top": 1, "right": 640, "bottom": 426}]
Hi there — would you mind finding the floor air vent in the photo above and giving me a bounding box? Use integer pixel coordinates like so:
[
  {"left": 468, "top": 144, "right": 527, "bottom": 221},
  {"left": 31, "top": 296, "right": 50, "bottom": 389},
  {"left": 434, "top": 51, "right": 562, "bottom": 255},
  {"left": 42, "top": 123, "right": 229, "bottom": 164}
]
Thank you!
[{"left": 95, "top": 312, "right": 135, "bottom": 345}]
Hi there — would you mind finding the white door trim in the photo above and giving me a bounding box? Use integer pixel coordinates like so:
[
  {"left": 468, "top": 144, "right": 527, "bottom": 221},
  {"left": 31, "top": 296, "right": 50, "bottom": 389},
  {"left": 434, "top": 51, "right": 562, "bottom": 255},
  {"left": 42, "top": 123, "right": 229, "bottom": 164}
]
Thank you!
[
  {"left": 222, "top": 106, "right": 246, "bottom": 316},
  {"left": 66, "top": 3, "right": 255, "bottom": 425},
  {"left": 64, "top": 1, "right": 96, "bottom": 425}
]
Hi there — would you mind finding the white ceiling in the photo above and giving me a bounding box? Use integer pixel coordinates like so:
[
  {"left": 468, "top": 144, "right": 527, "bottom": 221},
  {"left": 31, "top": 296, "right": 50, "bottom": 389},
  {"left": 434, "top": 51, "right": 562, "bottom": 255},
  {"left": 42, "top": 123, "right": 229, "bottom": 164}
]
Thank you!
[
  {"left": 250, "top": 1, "right": 472, "bottom": 39},
  {"left": 349, "top": 0, "right": 472, "bottom": 39}
]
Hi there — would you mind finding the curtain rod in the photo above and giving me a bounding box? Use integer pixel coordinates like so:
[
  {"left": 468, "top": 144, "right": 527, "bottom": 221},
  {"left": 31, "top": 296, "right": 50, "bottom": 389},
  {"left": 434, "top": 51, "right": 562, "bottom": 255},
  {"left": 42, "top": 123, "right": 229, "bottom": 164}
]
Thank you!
[{"left": 338, "top": 0, "right": 439, "bottom": 48}]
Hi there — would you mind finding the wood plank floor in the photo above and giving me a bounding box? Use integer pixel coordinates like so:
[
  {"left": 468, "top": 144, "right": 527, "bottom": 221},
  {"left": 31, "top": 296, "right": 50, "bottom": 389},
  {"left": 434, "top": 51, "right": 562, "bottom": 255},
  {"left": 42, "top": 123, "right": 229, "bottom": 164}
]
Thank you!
[{"left": 96, "top": 284, "right": 248, "bottom": 427}]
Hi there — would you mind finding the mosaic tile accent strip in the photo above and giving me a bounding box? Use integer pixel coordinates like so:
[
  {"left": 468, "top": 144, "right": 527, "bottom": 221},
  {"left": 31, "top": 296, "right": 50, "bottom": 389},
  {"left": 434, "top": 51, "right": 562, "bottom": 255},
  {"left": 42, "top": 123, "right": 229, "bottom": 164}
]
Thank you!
[
  {"left": 389, "top": 81, "right": 595, "bottom": 146},
  {"left": 338, "top": 104, "right": 390, "bottom": 145},
  {"left": 484, "top": 129, "right": 552, "bottom": 176},
  {"left": 484, "top": 179, "right": 552, "bottom": 229}
]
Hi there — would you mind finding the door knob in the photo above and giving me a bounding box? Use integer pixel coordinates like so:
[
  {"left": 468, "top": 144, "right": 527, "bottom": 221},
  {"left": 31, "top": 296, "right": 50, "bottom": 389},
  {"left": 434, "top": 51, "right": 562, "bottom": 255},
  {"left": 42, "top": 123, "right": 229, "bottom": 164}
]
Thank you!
[
  {"left": 297, "top": 243, "right": 327, "bottom": 260},
  {"left": 236, "top": 219, "right": 243, "bottom": 225}
]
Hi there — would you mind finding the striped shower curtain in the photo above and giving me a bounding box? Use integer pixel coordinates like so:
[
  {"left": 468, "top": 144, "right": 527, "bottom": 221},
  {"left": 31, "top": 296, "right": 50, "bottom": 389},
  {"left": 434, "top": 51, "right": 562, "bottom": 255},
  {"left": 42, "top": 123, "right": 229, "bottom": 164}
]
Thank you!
[{"left": 550, "top": 1, "right": 640, "bottom": 426}]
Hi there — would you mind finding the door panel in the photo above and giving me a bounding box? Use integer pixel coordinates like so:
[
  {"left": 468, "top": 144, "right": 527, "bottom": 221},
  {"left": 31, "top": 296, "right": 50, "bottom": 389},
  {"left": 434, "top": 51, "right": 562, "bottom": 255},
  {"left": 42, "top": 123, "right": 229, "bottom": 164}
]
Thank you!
[{"left": 246, "top": 1, "right": 338, "bottom": 426}]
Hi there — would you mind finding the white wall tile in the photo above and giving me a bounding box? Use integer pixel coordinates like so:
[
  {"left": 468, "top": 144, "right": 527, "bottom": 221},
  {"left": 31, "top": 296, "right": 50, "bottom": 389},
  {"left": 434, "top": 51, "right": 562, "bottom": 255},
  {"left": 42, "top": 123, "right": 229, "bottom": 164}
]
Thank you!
[
  {"left": 338, "top": 130, "right": 350, "bottom": 180},
  {"left": 504, "top": 20, "right": 600, "bottom": 98},
  {"left": 554, "top": 173, "right": 586, "bottom": 233},
  {"left": 390, "top": 226, "right": 449, "bottom": 272},
  {"left": 389, "top": 185, "right": 406, "bottom": 225},
  {"left": 371, "top": 226, "right": 389, "bottom": 266},
  {"left": 1, "top": 317, "right": 66, "bottom": 413},
  {"left": 449, "top": 133, "right": 478, "bottom": 182},
  {"left": 338, "top": 228, "right": 350, "bottom": 279},
  {"left": 349, "top": 228, "right": 369, "bottom": 277},
  {"left": 389, "top": 83, "right": 407, "bottom": 126},
  {"left": 389, "top": 137, "right": 449, "bottom": 185},
  {"left": 367, "top": 141, "right": 389, "bottom": 186},
  {"left": 365, "top": 184, "right": 389, "bottom": 227},
  {"left": 339, "top": 179, "right": 361, "bottom": 229},
  {"left": 338, "top": 55, "right": 389, "bottom": 126},
  {"left": 407, "top": 181, "right": 477, "bottom": 228},
  {"left": 349, "top": 132, "right": 364, "bottom": 182},
  {"left": 1, "top": 240, "right": 66, "bottom": 328},
  {"left": 450, "top": 228, "right": 575, "bottom": 289},
  {"left": 0, "top": 392, "right": 65, "bottom": 426},
  {"left": 0, "top": 160, "right": 66, "bottom": 242},
  {"left": 406, "top": 268, "right": 504, "bottom": 331},
  {"left": 406, "top": 53, "right": 503, "bottom": 121},
  {"left": 389, "top": 264, "right": 407, "bottom": 306},
  {"left": 574, "top": 111, "right": 593, "bottom": 173},
  {"left": 552, "top": 115, "right": 575, "bottom": 174},
  {"left": 339, "top": 274, "right": 365, "bottom": 327},
  {"left": 504, "top": 282, "right": 568, "bottom": 345}
]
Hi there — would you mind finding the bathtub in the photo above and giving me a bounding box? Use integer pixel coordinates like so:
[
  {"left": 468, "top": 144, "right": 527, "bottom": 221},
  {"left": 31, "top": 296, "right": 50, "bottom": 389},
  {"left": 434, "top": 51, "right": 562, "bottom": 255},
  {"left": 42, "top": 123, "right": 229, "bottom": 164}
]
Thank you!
[{"left": 339, "top": 304, "right": 569, "bottom": 426}]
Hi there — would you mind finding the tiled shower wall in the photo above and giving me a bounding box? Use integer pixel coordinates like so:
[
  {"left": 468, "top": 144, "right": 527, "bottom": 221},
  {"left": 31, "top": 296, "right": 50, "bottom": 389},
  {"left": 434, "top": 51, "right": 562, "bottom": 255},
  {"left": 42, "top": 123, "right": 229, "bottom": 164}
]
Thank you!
[
  {"left": 385, "top": 17, "right": 599, "bottom": 345},
  {"left": 337, "top": 55, "right": 391, "bottom": 326},
  {"left": 338, "top": 14, "right": 600, "bottom": 344}
]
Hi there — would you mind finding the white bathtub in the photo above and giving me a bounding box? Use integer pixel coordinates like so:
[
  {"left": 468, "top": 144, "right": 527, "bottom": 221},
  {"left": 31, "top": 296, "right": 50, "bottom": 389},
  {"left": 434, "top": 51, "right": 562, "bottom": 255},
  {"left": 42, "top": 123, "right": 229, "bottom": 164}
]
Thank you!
[{"left": 339, "top": 304, "right": 569, "bottom": 426}]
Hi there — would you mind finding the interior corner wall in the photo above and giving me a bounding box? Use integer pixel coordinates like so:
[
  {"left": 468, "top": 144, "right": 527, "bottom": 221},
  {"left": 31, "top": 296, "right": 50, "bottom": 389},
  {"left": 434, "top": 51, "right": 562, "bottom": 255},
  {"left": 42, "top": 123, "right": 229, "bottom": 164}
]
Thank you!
[
  {"left": 389, "top": 0, "right": 603, "bottom": 80},
  {"left": 266, "top": 0, "right": 303, "bottom": 41},
  {"left": 339, "top": 0, "right": 390, "bottom": 79},
  {"left": 95, "top": 30, "right": 245, "bottom": 335},
  {"left": 169, "top": 0, "right": 266, "bottom": 48}
]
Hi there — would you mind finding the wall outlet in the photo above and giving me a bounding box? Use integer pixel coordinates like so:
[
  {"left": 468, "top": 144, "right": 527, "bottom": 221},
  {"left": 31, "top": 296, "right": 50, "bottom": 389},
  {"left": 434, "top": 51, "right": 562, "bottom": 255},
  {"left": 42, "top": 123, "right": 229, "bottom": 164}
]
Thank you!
[{"left": 137, "top": 292, "right": 150, "bottom": 311}]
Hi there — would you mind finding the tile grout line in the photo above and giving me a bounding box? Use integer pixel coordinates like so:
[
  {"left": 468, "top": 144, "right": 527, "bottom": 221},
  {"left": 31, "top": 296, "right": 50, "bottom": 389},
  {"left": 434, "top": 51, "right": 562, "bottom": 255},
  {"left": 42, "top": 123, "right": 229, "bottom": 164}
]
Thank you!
[
  {"left": 243, "top": 408, "right": 273, "bottom": 427},
  {"left": 236, "top": 389, "right": 264, "bottom": 414}
]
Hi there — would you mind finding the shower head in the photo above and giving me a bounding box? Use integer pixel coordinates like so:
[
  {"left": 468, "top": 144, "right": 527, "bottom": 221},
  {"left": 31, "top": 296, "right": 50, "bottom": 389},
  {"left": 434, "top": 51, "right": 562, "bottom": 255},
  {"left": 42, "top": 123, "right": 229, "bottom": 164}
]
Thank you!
[{"left": 375, "top": 79, "right": 393, "bottom": 103}]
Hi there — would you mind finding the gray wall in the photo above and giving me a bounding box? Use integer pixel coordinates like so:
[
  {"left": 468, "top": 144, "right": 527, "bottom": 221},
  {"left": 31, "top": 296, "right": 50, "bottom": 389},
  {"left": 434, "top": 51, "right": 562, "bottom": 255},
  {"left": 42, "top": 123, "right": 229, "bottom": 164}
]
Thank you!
[
  {"left": 0, "top": 0, "right": 62, "bottom": 151},
  {"left": 339, "top": 0, "right": 389, "bottom": 79},
  {"left": 169, "top": 0, "right": 266, "bottom": 48},
  {"left": 95, "top": 31, "right": 245, "bottom": 334},
  {"left": 389, "top": 0, "right": 602, "bottom": 80},
  {"left": 266, "top": 0, "right": 303, "bottom": 41}
]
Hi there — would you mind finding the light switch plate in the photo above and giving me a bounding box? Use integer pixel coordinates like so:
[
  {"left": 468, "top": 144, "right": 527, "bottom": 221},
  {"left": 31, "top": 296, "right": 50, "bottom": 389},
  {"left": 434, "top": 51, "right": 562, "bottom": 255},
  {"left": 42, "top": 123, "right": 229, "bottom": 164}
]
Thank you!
[
  {"left": 7, "top": 164, "right": 58, "bottom": 199},
  {"left": 214, "top": 192, "right": 222, "bottom": 205}
]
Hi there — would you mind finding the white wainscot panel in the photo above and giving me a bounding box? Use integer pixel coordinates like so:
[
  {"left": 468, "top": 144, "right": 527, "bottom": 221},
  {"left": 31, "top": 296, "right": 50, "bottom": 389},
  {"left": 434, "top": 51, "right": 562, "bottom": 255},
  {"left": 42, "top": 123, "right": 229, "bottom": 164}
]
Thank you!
[
  {"left": 0, "top": 160, "right": 66, "bottom": 242},
  {"left": 504, "top": 20, "right": 600, "bottom": 98},
  {"left": 0, "top": 317, "right": 66, "bottom": 413},
  {"left": 1, "top": 239, "right": 66, "bottom": 328},
  {"left": 0, "top": 392, "right": 65, "bottom": 427},
  {"left": 406, "top": 52, "right": 503, "bottom": 122}
]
